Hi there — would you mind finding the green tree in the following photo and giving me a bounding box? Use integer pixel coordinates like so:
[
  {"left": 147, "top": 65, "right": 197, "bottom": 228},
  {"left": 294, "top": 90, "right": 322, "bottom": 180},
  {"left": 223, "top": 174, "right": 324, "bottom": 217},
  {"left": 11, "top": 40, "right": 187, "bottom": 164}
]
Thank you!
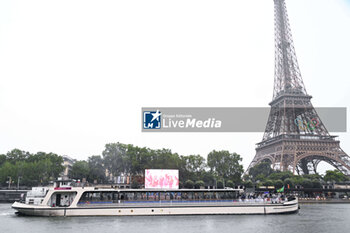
[
  {"left": 324, "top": 170, "right": 349, "bottom": 182},
  {"left": 0, "top": 154, "right": 6, "bottom": 166},
  {"left": 303, "top": 174, "right": 322, "bottom": 181},
  {"left": 249, "top": 162, "right": 273, "bottom": 181},
  {"left": 312, "top": 179, "right": 322, "bottom": 188},
  {"left": 184, "top": 180, "right": 194, "bottom": 189},
  {"left": 126, "top": 145, "right": 151, "bottom": 176},
  {"left": 217, "top": 180, "right": 224, "bottom": 188},
  {"left": 302, "top": 179, "right": 313, "bottom": 188},
  {"left": 201, "top": 171, "right": 215, "bottom": 187},
  {"left": 47, "top": 153, "right": 64, "bottom": 179},
  {"left": 88, "top": 155, "right": 106, "bottom": 183},
  {"left": 71, "top": 160, "right": 90, "bottom": 181},
  {"left": 182, "top": 155, "right": 206, "bottom": 180},
  {"left": 150, "top": 149, "right": 182, "bottom": 170},
  {"left": 291, "top": 176, "right": 304, "bottom": 186},
  {"left": 194, "top": 180, "right": 205, "bottom": 189},
  {"left": 263, "top": 179, "right": 273, "bottom": 186},
  {"left": 6, "top": 149, "right": 30, "bottom": 164},
  {"left": 226, "top": 180, "right": 235, "bottom": 188},
  {"left": 35, "top": 159, "right": 53, "bottom": 184},
  {"left": 0, "top": 162, "right": 16, "bottom": 186},
  {"left": 102, "top": 143, "right": 127, "bottom": 176},
  {"left": 268, "top": 171, "right": 293, "bottom": 181},
  {"left": 274, "top": 180, "right": 284, "bottom": 189},
  {"left": 0, "top": 149, "right": 63, "bottom": 187},
  {"left": 284, "top": 178, "right": 294, "bottom": 189},
  {"left": 19, "top": 161, "right": 39, "bottom": 186},
  {"left": 243, "top": 180, "right": 253, "bottom": 188},
  {"left": 207, "top": 150, "right": 243, "bottom": 183},
  {"left": 29, "top": 152, "right": 64, "bottom": 181},
  {"left": 255, "top": 174, "right": 266, "bottom": 182}
]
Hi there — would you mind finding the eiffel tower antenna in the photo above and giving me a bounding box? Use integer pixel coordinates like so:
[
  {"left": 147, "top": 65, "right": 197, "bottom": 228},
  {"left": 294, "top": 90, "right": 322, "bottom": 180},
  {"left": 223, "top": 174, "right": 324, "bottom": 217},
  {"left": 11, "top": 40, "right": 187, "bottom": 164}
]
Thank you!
[
  {"left": 272, "top": 0, "right": 307, "bottom": 99},
  {"left": 246, "top": 0, "right": 350, "bottom": 175}
]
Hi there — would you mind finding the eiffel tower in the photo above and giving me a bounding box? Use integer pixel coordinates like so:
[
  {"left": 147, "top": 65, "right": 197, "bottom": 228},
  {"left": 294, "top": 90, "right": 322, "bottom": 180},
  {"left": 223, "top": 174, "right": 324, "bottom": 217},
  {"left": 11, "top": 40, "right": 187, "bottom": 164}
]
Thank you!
[{"left": 247, "top": 0, "right": 350, "bottom": 175}]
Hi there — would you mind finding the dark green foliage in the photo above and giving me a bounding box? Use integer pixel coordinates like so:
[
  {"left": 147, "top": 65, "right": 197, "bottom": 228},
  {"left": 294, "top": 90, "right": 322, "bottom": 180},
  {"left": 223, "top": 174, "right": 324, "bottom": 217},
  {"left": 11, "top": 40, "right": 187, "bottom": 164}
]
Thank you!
[
  {"left": 102, "top": 143, "right": 127, "bottom": 177},
  {"left": 181, "top": 155, "right": 206, "bottom": 181},
  {"left": 248, "top": 162, "right": 349, "bottom": 190},
  {"left": 88, "top": 155, "right": 106, "bottom": 183},
  {"left": 201, "top": 171, "right": 215, "bottom": 186},
  {"left": 102, "top": 143, "right": 184, "bottom": 178},
  {"left": 0, "top": 149, "right": 64, "bottom": 186},
  {"left": 302, "top": 174, "right": 322, "bottom": 181},
  {"left": 312, "top": 179, "right": 322, "bottom": 188},
  {"left": 6, "top": 149, "right": 30, "bottom": 163},
  {"left": 249, "top": 162, "right": 273, "bottom": 181},
  {"left": 226, "top": 180, "right": 234, "bottom": 188},
  {"left": 207, "top": 150, "right": 243, "bottom": 183},
  {"left": 302, "top": 179, "right": 313, "bottom": 188},
  {"left": 70, "top": 160, "right": 90, "bottom": 181},
  {"left": 1, "top": 144, "right": 246, "bottom": 188},
  {"left": 274, "top": 180, "right": 284, "bottom": 189},
  {"left": 284, "top": 178, "right": 294, "bottom": 189},
  {"left": 184, "top": 180, "right": 194, "bottom": 189},
  {"left": 263, "top": 179, "right": 273, "bottom": 186},
  {"left": 0, "top": 154, "right": 6, "bottom": 166},
  {"left": 101, "top": 143, "right": 244, "bottom": 187},
  {"left": 324, "top": 170, "right": 349, "bottom": 182},
  {"left": 194, "top": 180, "right": 205, "bottom": 189},
  {"left": 217, "top": 180, "right": 224, "bottom": 189},
  {"left": 291, "top": 176, "right": 304, "bottom": 186},
  {"left": 243, "top": 180, "right": 253, "bottom": 188},
  {"left": 268, "top": 171, "right": 293, "bottom": 181}
]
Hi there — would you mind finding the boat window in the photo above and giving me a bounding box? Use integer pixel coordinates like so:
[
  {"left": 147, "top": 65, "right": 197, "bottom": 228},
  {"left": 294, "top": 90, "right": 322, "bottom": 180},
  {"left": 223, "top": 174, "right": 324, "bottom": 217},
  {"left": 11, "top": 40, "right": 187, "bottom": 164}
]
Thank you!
[
  {"left": 77, "top": 190, "right": 240, "bottom": 205},
  {"left": 133, "top": 192, "right": 146, "bottom": 200},
  {"left": 78, "top": 191, "right": 116, "bottom": 204},
  {"left": 146, "top": 192, "right": 159, "bottom": 201}
]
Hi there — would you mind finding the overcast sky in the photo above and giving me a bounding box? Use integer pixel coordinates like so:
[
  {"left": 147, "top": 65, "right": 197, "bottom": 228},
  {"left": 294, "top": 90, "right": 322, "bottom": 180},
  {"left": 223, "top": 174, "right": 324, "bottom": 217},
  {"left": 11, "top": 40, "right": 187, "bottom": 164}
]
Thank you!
[{"left": 1, "top": 0, "right": 349, "bottom": 172}]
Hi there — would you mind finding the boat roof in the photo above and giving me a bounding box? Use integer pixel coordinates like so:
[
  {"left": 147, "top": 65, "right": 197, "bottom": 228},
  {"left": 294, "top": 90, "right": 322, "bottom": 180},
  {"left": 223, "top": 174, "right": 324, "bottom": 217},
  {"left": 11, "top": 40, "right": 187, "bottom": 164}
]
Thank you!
[{"left": 57, "top": 187, "right": 243, "bottom": 192}]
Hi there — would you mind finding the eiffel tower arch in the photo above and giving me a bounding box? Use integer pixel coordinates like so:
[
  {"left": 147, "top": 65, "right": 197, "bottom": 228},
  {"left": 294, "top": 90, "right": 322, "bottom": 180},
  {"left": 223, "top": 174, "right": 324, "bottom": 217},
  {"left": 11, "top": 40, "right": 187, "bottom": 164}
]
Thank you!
[{"left": 247, "top": 0, "right": 350, "bottom": 175}]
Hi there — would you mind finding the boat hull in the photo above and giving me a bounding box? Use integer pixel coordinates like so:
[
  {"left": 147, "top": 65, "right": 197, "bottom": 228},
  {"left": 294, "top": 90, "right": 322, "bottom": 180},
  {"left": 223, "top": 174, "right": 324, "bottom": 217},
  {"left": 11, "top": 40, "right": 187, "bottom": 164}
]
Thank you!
[{"left": 12, "top": 200, "right": 299, "bottom": 216}]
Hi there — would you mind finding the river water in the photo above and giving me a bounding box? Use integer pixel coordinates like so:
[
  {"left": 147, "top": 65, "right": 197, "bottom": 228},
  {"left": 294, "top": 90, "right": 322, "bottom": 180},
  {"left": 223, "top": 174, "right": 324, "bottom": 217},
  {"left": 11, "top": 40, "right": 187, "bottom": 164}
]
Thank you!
[{"left": 0, "top": 203, "right": 349, "bottom": 233}]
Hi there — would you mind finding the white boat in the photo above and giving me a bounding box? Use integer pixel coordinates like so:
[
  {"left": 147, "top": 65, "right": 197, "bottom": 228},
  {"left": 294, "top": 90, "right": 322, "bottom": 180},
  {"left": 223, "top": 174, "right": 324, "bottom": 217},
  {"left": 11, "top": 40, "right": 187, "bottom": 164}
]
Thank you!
[{"left": 12, "top": 182, "right": 299, "bottom": 216}]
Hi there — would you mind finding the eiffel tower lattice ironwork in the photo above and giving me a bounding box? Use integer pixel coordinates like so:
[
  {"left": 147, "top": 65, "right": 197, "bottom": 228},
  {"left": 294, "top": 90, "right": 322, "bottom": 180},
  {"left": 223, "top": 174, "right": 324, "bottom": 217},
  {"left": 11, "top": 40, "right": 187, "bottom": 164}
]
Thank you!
[{"left": 247, "top": 0, "right": 350, "bottom": 175}]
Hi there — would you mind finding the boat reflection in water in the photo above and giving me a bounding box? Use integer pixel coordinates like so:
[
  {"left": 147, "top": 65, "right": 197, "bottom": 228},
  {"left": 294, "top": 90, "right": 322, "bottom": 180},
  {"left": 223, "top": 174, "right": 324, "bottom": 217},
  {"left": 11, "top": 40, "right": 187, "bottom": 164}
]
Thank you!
[{"left": 12, "top": 181, "right": 299, "bottom": 216}]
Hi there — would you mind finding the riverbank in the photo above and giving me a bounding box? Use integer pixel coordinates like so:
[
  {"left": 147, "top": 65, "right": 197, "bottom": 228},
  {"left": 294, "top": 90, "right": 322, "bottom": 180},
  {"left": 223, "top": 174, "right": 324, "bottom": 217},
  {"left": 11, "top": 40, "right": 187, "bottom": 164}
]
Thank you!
[{"left": 0, "top": 190, "right": 27, "bottom": 203}]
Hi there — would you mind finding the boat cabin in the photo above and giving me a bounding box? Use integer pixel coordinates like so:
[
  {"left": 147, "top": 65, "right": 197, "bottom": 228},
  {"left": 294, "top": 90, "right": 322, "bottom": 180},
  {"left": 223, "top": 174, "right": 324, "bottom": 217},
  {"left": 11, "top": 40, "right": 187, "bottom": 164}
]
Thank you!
[{"left": 77, "top": 188, "right": 244, "bottom": 205}]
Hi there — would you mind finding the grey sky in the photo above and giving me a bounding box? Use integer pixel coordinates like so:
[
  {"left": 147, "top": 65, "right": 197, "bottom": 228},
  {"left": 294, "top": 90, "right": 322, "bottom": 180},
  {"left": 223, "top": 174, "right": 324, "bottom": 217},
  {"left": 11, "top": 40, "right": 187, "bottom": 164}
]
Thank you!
[{"left": 1, "top": 0, "right": 349, "bottom": 172}]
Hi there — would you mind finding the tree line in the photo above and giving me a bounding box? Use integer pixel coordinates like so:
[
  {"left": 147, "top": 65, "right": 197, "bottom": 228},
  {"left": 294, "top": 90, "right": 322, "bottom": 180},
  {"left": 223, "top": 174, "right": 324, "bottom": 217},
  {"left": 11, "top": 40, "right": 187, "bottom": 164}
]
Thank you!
[
  {"left": 1, "top": 144, "right": 348, "bottom": 189},
  {"left": 0, "top": 149, "right": 64, "bottom": 187},
  {"left": 71, "top": 143, "right": 244, "bottom": 188},
  {"left": 0, "top": 143, "right": 245, "bottom": 188},
  {"left": 244, "top": 161, "right": 349, "bottom": 189}
]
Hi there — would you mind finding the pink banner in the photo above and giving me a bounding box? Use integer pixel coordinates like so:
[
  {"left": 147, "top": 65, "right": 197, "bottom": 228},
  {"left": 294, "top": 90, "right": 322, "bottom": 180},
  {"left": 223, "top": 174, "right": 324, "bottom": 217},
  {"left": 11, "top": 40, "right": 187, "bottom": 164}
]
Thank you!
[{"left": 145, "top": 169, "right": 179, "bottom": 189}]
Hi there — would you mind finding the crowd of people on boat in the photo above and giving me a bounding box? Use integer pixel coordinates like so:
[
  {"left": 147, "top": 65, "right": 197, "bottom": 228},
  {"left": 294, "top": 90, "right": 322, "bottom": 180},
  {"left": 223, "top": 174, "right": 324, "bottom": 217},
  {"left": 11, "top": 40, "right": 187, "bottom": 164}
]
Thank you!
[{"left": 238, "top": 193, "right": 289, "bottom": 203}]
